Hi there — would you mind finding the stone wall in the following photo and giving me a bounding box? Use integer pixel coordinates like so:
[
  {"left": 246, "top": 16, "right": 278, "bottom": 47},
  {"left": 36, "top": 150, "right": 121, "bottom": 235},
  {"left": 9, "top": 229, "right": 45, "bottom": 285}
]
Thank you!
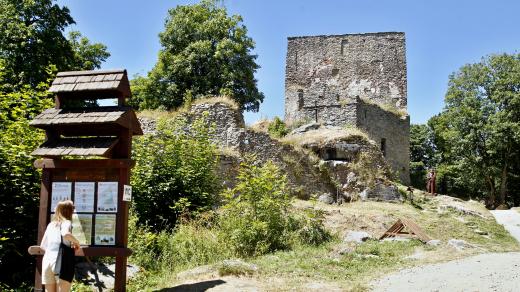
[
  {"left": 188, "top": 102, "right": 338, "bottom": 198},
  {"left": 285, "top": 32, "right": 407, "bottom": 126},
  {"left": 356, "top": 99, "right": 410, "bottom": 184}
]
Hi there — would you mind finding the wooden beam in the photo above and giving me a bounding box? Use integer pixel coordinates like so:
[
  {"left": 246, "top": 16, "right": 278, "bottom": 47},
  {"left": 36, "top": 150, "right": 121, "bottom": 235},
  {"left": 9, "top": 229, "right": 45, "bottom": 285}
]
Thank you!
[
  {"left": 34, "top": 159, "right": 134, "bottom": 169},
  {"left": 28, "top": 246, "right": 132, "bottom": 257}
]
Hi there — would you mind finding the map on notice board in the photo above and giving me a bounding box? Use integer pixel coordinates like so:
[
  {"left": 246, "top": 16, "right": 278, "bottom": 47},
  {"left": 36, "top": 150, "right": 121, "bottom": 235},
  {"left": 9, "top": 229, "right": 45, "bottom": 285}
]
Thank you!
[{"left": 94, "top": 214, "right": 116, "bottom": 245}]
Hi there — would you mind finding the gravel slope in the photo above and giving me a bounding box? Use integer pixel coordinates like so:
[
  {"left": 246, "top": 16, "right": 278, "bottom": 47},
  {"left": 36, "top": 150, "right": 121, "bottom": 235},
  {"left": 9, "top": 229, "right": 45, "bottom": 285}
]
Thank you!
[{"left": 491, "top": 210, "right": 520, "bottom": 242}]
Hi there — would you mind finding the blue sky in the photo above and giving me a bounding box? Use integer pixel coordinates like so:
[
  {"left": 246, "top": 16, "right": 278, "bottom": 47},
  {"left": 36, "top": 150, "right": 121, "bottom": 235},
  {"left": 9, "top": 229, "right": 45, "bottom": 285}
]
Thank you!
[{"left": 57, "top": 0, "right": 519, "bottom": 125}]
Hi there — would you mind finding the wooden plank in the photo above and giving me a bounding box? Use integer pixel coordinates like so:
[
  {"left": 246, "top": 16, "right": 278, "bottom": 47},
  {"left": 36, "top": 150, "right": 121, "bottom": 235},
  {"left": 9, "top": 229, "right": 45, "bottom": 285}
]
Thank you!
[
  {"left": 34, "top": 159, "right": 135, "bottom": 169},
  {"left": 380, "top": 218, "right": 431, "bottom": 243},
  {"left": 29, "top": 246, "right": 132, "bottom": 257}
]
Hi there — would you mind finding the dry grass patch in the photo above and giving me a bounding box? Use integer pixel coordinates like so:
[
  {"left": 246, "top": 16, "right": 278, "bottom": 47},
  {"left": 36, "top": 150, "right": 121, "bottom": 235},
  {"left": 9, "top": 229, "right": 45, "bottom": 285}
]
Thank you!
[
  {"left": 191, "top": 95, "right": 239, "bottom": 110},
  {"left": 249, "top": 118, "right": 270, "bottom": 133},
  {"left": 282, "top": 127, "right": 371, "bottom": 147},
  {"left": 359, "top": 97, "right": 408, "bottom": 118},
  {"left": 137, "top": 109, "right": 181, "bottom": 120}
]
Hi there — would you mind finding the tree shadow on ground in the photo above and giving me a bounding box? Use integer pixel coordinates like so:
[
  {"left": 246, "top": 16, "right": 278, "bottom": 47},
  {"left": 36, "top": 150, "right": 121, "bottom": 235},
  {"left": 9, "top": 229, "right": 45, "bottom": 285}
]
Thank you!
[{"left": 155, "top": 279, "right": 227, "bottom": 292}]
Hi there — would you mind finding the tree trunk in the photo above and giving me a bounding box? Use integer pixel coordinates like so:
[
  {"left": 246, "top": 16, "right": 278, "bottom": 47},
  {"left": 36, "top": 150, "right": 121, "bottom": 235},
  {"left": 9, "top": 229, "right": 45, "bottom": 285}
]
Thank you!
[
  {"left": 485, "top": 175, "right": 496, "bottom": 209},
  {"left": 498, "top": 163, "right": 508, "bottom": 206}
]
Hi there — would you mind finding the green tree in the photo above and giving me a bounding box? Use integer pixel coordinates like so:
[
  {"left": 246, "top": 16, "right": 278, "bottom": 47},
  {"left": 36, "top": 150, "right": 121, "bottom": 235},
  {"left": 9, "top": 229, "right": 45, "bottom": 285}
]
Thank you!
[
  {"left": 409, "top": 124, "right": 438, "bottom": 189},
  {"left": 130, "top": 0, "right": 264, "bottom": 111},
  {"left": 0, "top": 0, "right": 110, "bottom": 88},
  {"left": 433, "top": 53, "right": 520, "bottom": 207},
  {"left": 0, "top": 84, "right": 52, "bottom": 286},
  {"left": 131, "top": 114, "right": 219, "bottom": 230},
  {"left": 67, "top": 31, "right": 110, "bottom": 71}
]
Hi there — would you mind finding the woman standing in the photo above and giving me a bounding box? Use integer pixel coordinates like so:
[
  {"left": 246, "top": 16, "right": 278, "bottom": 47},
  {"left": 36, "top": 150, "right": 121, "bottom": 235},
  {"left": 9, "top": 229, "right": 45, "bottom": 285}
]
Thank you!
[{"left": 40, "top": 200, "right": 81, "bottom": 292}]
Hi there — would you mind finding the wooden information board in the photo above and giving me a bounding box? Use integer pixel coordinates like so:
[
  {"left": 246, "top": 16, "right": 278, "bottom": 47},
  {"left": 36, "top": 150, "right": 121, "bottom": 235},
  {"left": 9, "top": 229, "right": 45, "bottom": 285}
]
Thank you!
[{"left": 28, "top": 69, "right": 142, "bottom": 292}]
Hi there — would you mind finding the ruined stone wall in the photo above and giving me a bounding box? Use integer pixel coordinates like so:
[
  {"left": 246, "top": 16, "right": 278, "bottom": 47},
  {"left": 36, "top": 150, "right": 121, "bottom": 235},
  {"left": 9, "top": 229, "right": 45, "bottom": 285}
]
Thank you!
[
  {"left": 356, "top": 100, "right": 410, "bottom": 184},
  {"left": 189, "top": 102, "right": 338, "bottom": 198},
  {"left": 285, "top": 32, "right": 407, "bottom": 126}
]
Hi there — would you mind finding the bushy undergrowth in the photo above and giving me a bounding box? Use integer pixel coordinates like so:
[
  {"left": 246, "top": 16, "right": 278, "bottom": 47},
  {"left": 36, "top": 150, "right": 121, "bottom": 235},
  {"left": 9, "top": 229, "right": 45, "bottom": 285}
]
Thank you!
[
  {"left": 131, "top": 113, "right": 219, "bottom": 231},
  {"left": 0, "top": 85, "right": 53, "bottom": 287},
  {"left": 128, "top": 160, "right": 331, "bottom": 288}
]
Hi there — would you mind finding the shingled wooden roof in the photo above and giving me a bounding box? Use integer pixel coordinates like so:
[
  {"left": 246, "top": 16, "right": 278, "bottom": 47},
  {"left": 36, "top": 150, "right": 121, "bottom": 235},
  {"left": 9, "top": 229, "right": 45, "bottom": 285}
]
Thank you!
[
  {"left": 48, "top": 69, "right": 131, "bottom": 97},
  {"left": 29, "top": 106, "right": 143, "bottom": 135},
  {"left": 31, "top": 137, "right": 119, "bottom": 157}
]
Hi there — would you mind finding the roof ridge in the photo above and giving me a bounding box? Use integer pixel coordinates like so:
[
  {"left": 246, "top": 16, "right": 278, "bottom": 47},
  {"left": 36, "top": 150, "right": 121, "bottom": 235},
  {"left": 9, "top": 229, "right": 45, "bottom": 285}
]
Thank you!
[{"left": 56, "top": 69, "right": 126, "bottom": 77}]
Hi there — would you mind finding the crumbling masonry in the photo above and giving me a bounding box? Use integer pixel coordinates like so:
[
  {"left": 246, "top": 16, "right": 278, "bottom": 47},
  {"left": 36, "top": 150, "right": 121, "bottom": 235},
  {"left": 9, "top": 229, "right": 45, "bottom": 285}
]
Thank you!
[{"left": 284, "top": 32, "right": 410, "bottom": 184}]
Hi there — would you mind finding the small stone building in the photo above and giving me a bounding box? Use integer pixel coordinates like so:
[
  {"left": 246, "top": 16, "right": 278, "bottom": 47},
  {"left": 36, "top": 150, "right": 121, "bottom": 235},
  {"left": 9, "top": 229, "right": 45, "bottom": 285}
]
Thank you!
[{"left": 284, "top": 32, "right": 410, "bottom": 184}]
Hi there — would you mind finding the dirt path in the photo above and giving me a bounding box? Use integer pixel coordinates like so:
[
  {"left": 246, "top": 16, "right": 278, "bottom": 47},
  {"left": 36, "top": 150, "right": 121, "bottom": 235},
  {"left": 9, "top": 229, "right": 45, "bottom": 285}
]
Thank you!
[
  {"left": 370, "top": 252, "right": 520, "bottom": 292},
  {"left": 490, "top": 210, "right": 520, "bottom": 242}
]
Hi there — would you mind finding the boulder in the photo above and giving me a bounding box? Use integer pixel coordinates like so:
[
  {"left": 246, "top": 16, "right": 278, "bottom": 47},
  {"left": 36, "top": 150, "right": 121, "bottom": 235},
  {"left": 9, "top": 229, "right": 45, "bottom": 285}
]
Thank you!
[
  {"left": 426, "top": 239, "right": 442, "bottom": 246},
  {"left": 448, "top": 239, "right": 474, "bottom": 251},
  {"left": 318, "top": 193, "right": 335, "bottom": 204},
  {"left": 290, "top": 122, "right": 321, "bottom": 135},
  {"left": 344, "top": 231, "right": 372, "bottom": 243},
  {"left": 218, "top": 259, "right": 258, "bottom": 276},
  {"left": 360, "top": 183, "right": 402, "bottom": 202}
]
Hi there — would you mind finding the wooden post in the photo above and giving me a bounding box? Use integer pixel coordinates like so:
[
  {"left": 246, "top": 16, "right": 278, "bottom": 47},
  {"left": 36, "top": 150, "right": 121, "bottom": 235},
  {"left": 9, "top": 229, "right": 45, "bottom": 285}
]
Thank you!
[{"left": 34, "top": 168, "right": 51, "bottom": 291}]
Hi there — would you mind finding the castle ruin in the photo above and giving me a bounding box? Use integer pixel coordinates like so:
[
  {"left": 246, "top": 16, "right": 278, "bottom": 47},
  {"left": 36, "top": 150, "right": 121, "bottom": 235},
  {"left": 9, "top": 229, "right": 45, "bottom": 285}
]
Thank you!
[{"left": 284, "top": 32, "right": 410, "bottom": 184}]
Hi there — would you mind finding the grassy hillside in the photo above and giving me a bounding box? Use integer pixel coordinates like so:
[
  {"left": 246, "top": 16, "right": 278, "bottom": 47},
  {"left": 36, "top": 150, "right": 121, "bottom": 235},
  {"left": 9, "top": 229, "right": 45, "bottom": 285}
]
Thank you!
[{"left": 128, "top": 191, "right": 519, "bottom": 291}]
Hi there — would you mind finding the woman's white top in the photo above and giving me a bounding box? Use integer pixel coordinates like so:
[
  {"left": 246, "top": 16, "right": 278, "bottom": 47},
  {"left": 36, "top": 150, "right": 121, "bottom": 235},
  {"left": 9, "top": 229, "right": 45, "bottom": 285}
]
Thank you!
[{"left": 40, "top": 220, "right": 72, "bottom": 268}]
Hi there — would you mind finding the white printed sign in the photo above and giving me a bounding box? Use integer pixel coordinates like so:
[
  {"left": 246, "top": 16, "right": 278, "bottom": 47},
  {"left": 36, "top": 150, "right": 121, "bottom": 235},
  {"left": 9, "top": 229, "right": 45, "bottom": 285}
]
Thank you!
[
  {"left": 97, "top": 182, "right": 118, "bottom": 212},
  {"left": 123, "top": 185, "right": 132, "bottom": 202},
  {"left": 51, "top": 182, "right": 72, "bottom": 212},
  {"left": 74, "top": 182, "right": 95, "bottom": 212}
]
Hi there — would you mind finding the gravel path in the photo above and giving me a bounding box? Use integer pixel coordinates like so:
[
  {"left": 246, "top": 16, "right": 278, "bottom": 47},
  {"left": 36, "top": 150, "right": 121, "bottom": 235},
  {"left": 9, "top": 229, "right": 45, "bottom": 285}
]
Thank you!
[
  {"left": 371, "top": 252, "right": 520, "bottom": 292},
  {"left": 490, "top": 210, "right": 520, "bottom": 242},
  {"left": 371, "top": 210, "right": 520, "bottom": 291}
]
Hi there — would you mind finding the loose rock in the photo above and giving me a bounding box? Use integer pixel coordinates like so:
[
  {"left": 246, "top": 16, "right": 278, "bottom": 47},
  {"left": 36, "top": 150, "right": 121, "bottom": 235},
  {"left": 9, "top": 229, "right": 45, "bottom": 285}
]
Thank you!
[
  {"left": 344, "top": 231, "right": 372, "bottom": 243},
  {"left": 426, "top": 239, "right": 441, "bottom": 246},
  {"left": 448, "top": 239, "right": 474, "bottom": 251}
]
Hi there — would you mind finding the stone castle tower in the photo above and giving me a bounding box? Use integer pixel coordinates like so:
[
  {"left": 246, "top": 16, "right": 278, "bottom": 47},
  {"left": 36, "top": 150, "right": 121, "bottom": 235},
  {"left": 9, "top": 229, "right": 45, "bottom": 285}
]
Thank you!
[{"left": 284, "top": 32, "right": 410, "bottom": 184}]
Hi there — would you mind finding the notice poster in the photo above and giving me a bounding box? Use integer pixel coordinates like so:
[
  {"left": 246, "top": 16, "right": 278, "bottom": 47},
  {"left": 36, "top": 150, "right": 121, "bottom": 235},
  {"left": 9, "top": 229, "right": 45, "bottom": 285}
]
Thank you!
[
  {"left": 123, "top": 185, "right": 132, "bottom": 202},
  {"left": 72, "top": 214, "right": 92, "bottom": 245},
  {"left": 51, "top": 182, "right": 72, "bottom": 212},
  {"left": 74, "top": 182, "right": 95, "bottom": 212},
  {"left": 97, "top": 182, "right": 118, "bottom": 212},
  {"left": 94, "top": 214, "right": 116, "bottom": 245}
]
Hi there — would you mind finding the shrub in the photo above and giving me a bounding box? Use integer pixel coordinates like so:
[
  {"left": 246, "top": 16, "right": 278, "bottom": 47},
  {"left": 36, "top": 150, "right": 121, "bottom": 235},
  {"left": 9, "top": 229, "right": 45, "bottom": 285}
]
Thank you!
[
  {"left": 219, "top": 160, "right": 293, "bottom": 256},
  {"left": 218, "top": 159, "right": 331, "bottom": 256},
  {"left": 0, "top": 85, "right": 52, "bottom": 287},
  {"left": 267, "top": 116, "right": 288, "bottom": 138},
  {"left": 294, "top": 208, "right": 331, "bottom": 246},
  {"left": 131, "top": 114, "right": 219, "bottom": 230}
]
